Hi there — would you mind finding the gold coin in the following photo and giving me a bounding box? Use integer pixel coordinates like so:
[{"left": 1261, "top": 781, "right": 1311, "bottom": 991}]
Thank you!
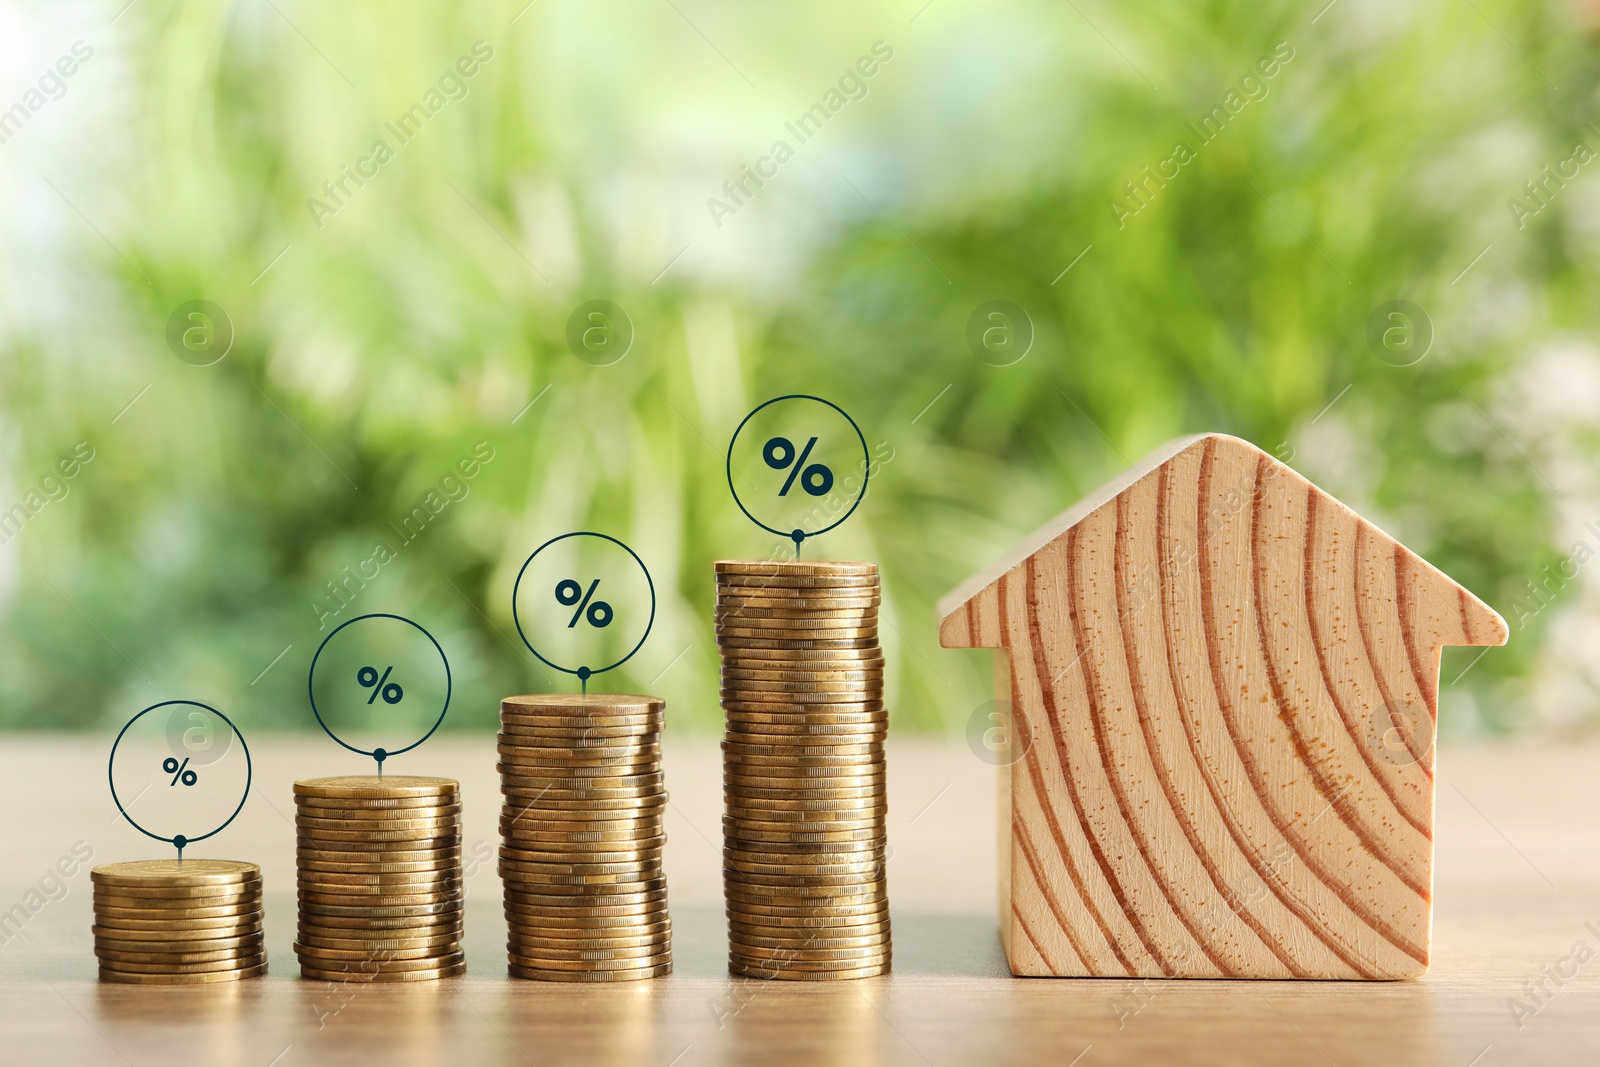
[
  {"left": 92, "top": 880, "right": 260, "bottom": 902},
  {"left": 295, "top": 794, "right": 456, "bottom": 811},
  {"left": 504, "top": 886, "right": 666, "bottom": 909},
  {"left": 295, "top": 776, "right": 458, "bottom": 799},
  {"left": 715, "top": 559, "right": 878, "bottom": 575},
  {"left": 291, "top": 867, "right": 461, "bottom": 887},
  {"left": 92, "top": 951, "right": 267, "bottom": 975},
  {"left": 714, "top": 572, "right": 879, "bottom": 588},
  {"left": 499, "top": 724, "right": 662, "bottom": 743},
  {"left": 509, "top": 961, "right": 671, "bottom": 982},
  {"left": 716, "top": 626, "right": 879, "bottom": 644},
  {"left": 714, "top": 612, "right": 878, "bottom": 630},
  {"left": 724, "top": 810, "right": 883, "bottom": 829},
  {"left": 498, "top": 868, "right": 664, "bottom": 889},
  {"left": 297, "top": 922, "right": 460, "bottom": 943},
  {"left": 727, "top": 959, "right": 888, "bottom": 980},
  {"left": 726, "top": 796, "right": 886, "bottom": 816},
  {"left": 502, "top": 693, "right": 664, "bottom": 714},
  {"left": 730, "top": 940, "right": 890, "bottom": 962},
  {"left": 294, "top": 811, "right": 460, "bottom": 831},
  {"left": 499, "top": 819, "right": 663, "bottom": 840},
  {"left": 723, "top": 853, "right": 886, "bottom": 877},
  {"left": 724, "top": 880, "right": 886, "bottom": 902},
  {"left": 295, "top": 878, "right": 460, "bottom": 898},
  {"left": 722, "top": 743, "right": 882, "bottom": 762},
  {"left": 296, "top": 838, "right": 461, "bottom": 856},
  {"left": 499, "top": 766, "right": 662, "bottom": 787},
  {"left": 728, "top": 897, "right": 890, "bottom": 919},
  {"left": 506, "top": 939, "right": 671, "bottom": 962},
  {"left": 299, "top": 898, "right": 461, "bottom": 918},
  {"left": 504, "top": 916, "right": 670, "bottom": 936},
  {"left": 303, "top": 949, "right": 464, "bottom": 972},
  {"left": 721, "top": 644, "right": 884, "bottom": 659},
  {"left": 725, "top": 727, "right": 887, "bottom": 745},
  {"left": 729, "top": 915, "right": 889, "bottom": 936},
  {"left": 724, "top": 773, "right": 884, "bottom": 790},
  {"left": 508, "top": 924, "right": 671, "bottom": 946},
  {"left": 295, "top": 828, "right": 460, "bottom": 847},
  {"left": 93, "top": 927, "right": 263, "bottom": 947},
  {"left": 499, "top": 794, "right": 666, "bottom": 814},
  {"left": 297, "top": 888, "right": 460, "bottom": 909},
  {"left": 721, "top": 663, "right": 883, "bottom": 680},
  {"left": 500, "top": 709, "right": 663, "bottom": 729},
  {"left": 716, "top": 638, "right": 879, "bottom": 651},
  {"left": 293, "top": 799, "right": 461, "bottom": 817},
  {"left": 498, "top": 862, "right": 663, "bottom": 884},
  {"left": 294, "top": 941, "right": 457, "bottom": 962},
  {"left": 722, "top": 835, "right": 886, "bottom": 856},
  {"left": 715, "top": 597, "right": 879, "bottom": 614},
  {"left": 723, "top": 701, "right": 884, "bottom": 717},
  {"left": 496, "top": 759, "right": 662, "bottom": 781},
  {"left": 94, "top": 943, "right": 262, "bottom": 966},
  {"left": 729, "top": 925, "right": 889, "bottom": 949},
  {"left": 500, "top": 841, "right": 663, "bottom": 861},
  {"left": 100, "top": 963, "right": 268, "bottom": 984},
  {"left": 498, "top": 740, "right": 660, "bottom": 760},
  {"left": 507, "top": 949, "right": 672, "bottom": 971},
  {"left": 91, "top": 860, "right": 259, "bottom": 888},
  {"left": 725, "top": 788, "right": 884, "bottom": 807},
  {"left": 300, "top": 958, "right": 465, "bottom": 982},
  {"left": 297, "top": 858, "right": 460, "bottom": 877},
  {"left": 93, "top": 901, "right": 257, "bottom": 922},
  {"left": 92, "top": 913, "right": 262, "bottom": 933}
]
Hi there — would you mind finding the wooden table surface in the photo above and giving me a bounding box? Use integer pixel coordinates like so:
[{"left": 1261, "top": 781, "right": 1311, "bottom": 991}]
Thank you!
[{"left": 0, "top": 735, "right": 1594, "bottom": 1066}]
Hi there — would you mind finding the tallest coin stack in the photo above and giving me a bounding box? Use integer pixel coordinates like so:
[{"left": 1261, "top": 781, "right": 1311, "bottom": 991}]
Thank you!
[{"left": 716, "top": 559, "right": 890, "bottom": 980}]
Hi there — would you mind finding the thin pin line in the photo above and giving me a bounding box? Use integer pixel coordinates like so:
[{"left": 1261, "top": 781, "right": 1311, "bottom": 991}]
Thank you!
[
  {"left": 1452, "top": 386, "right": 1556, "bottom": 489},
  {"left": 842, "top": 175, "right": 951, "bottom": 284},
  {"left": 444, "top": 576, "right": 551, "bottom": 685},
  {"left": 1263, "top": 997, "right": 1337, "bottom": 1067},
  {"left": 43, "top": 577, "right": 150, "bottom": 684},
  {"left": 111, "top": 782, "right": 151, "bottom": 822},
  {"left": 668, "top": 799, "right": 718, "bottom": 851},
  {"left": 910, "top": 383, "right": 951, "bottom": 425},
  {"left": 852, "top": 989, "right": 935, "bottom": 1067},
  {"left": 1463, "top": 1044, "right": 1492, "bottom": 1067},
  {"left": 511, "top": 0, "right": 539, "bottom": 23},
  {"left": 1052, "top": 381, "right": 1132, "bottom": 464},
  {"left": 649, "top": 643, "right": 693, "bottom": 684},
  {"left": 111, "top": 383, "right": 152, "bottom": 424},
  {"left": 263, "top": 0, "right": 357, "bottom": 88},
  {"left": 265, "top": 1044, "right": 293, "bottom": 1067},
  {"left": 664, "top": 1044, "right": 693, "bottom": 1067},
  {"left": 652, "top": 244, "right": 692, "bottom": 285},
  {"left": 260, "top": 794, "right": 297, "bottom": 827},
  {"left": 1052, "top": 244, "right": 1092, "bottom": 284},
  {"left": 1244, "top": 178, "right": 1351, "bottom": 284},
  {"left": 909, "top": 782, "right": 950, "bottom": 823},
  {"left": 661, "top": 0, "right": 755, "bottom": 88},
  {"left": 1310, "top": 0, "right": 1339, "bottom": 25},
  {"left": 1449, "top": 646, "right": 1492, "bottom": 686},
  {"left": 1308, "top": 383, "right": 1352, "bottom": 426},
  {"left": 251, "top": 643, "right": 294, "bottom": 685},
  {"left": 883, "top": 613, "right": 951, "bottom": 685},
  {"left": 910, "top": 0, "right": 938, "bottom": 22},
  {"left": 1450, "top": 783, "right": 1556, "bottom": 888},
  {"left": 1451, "top": 244, "right": 1492, "bottom": 286},
  {"left": 511, "top": 383, "right": 552, "bottom": 425},
  {"left": 252, "top": 383, "right": 360, "bottom": 490},
  {"left": 444, "top": 178, "right": 552, "bottom": 284},
  {"left": 42, "top": 981, "right": 135, "bottom": 1066},
  {"left": 1063, "top": 1, "right": 1156, "bottom": 89},
  {"left": 457, "top": 991, "right": 537, "bottom": 1065},
  {"left": 1461, "top": 0, "right": 1557, "bottom": 89},
  {"left": 42, "top": 178, "right": 151, "bottom": 285},
  {"left": 252, "top": 244, "right": 292, "bottom": 285}
]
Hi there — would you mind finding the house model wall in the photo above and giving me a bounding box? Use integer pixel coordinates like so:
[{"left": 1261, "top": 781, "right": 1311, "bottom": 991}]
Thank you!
[{"left": 939, "top": 433, "right": 1507, "bottom": 979}]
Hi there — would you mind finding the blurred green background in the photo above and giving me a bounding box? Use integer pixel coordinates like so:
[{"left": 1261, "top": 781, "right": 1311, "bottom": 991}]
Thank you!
[{"left": 1, "top": 0, "right": 1595, "bottom": 739}]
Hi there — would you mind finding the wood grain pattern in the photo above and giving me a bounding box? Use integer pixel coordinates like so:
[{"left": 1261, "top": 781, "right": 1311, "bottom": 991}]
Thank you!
[{"left": 940, "top": 433, "right": 1508, "bottom": 979}]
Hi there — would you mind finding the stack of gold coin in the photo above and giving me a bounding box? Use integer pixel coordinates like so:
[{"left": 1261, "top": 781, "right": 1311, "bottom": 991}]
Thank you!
[
  {"left": 92, "top": 859, "right": 266, "bottom": 984},
  {"left": 499, "top": 694, "right": 672, "bottom": 982},
  {"left": 716, "top": 559, "right": 890, "bottom": 980},
  {"left": 294, "top": 776, "right": 464, "bottom": 981}
]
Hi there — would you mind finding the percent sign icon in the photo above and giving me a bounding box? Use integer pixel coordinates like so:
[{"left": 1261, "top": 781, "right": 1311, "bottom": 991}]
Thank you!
[
  {"left": 162, "top": 756, "right": 198, "bottom": 787},
  {"left": 763, "top": 436, "right": 835, "bottom": 497},
  {"left": 556, "top": 578, "right": 613, "bottom": 628},
  {"left": 357, "top": 665, "right": 404, "bottom": 705}
]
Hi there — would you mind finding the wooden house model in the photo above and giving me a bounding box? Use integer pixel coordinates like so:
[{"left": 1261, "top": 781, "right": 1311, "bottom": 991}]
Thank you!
[{"left": 938, "top": 433, "right": 1507, "bottom": 978}]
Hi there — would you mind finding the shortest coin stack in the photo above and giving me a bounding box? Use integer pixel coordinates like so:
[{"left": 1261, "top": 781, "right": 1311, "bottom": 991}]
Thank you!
[
  {"left": 92, "top": 859, "right": 266, "bottom": 984},
  {"left": 295, "top": 776, "right": 465, "bottom": 982},
  {"left": 500, "top": 694, "right": 672, "bottom": 982}
]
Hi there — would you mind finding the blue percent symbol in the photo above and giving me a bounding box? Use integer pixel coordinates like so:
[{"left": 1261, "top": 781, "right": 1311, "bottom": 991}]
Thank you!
[
  {"left": 357, "top": 665, "right": 404, "bottom": 705},
  {"left": 162, "top": 756, "right": 198, "bottom": 787},
  {"left": 764, "top": 436, "right": 835, "bottom": 497},
  {"left": 556, "top": 578, "right": 614, "bottom": 629}
]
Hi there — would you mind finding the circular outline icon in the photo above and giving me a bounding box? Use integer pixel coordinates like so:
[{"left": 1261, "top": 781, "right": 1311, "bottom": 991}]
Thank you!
[
  {"left": 565, "top": 299, "right": 634, "bottom": 367},
  {"left": 1365, "top": 699, "right": 1434, "bottom": 768},
  {"left": 966, "top": 300, "right": 1034, "bottom": 367},
  {"left": 512, "top": 531, "right": 656, "bottom": 682},
  {"left": 109, "top": 700, "right": 252, "bottom": 850},
  {"left": 165, "top": 300, "right": 234, "bottom": 367},
  {"left": 308, "top": 613, "right": 453, "bottom": 765},
  {"left": 1366, "top": 299, "right": 1432, "bottom": 368},
  {"left": 726, "top": 394, "right": 870, "bottom": 550},
  {"left": 965, "top": 698, "right": 1034, "bottom": 767}
]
